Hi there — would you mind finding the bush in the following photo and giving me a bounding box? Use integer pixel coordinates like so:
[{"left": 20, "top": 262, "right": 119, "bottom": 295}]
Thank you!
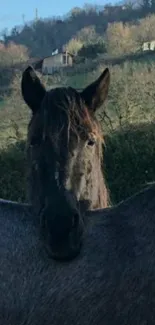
[
  {"left": 0, "top": 122, "right": 155, "bottom": 206},
  {"left": 78, "top": 41, "right": 106, "bottom": 59},
  {"left": 0, "top": 140, "right": 26, "bottom": 202},
  {"left": 65, "top": 38, "right": 83, "bottom": 55},
  {"left": 105, "top": 123, "right": 155, "bottom": 204}
]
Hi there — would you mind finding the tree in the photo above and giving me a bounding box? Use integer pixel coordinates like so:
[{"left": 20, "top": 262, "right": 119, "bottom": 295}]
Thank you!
[
  {"left": 151, "top": 0, "right": 155, "bottom": 11},
  {"left": 78, "top": 41, "right": 106, "bottom": 58},
  {"left": 106, "top": 22, "right": 139, "bottom": 55},
  {"left": 0, "top": 42, "right": 29, "bottom": 67},
  {"left": 134, "top": 14, "right": 155, "bottom": 42},
  {"left": 76, "top": 26, "right": 99, "bottom": 44},
  {"left": 141, "top": 0, "right": 151, "bottom": 11},
  {"left": 65, "top": 38, "right": 83, "bottom": 55}
]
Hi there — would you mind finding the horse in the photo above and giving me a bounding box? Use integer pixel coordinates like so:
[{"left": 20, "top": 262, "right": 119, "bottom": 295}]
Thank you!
[
  {"left": 1, "top": 182, "right": 155, "bottom": 324},
  {"left": 21, "top": 66, "right": 110, "bottom": 260}
]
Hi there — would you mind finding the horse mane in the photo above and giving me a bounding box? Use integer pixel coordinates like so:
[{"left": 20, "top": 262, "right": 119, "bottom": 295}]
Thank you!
[{"left": 42, "top": 86, "right": 104, "bottom": 147}]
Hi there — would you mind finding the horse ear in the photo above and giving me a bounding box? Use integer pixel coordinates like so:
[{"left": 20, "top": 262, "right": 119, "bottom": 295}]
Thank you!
[
  {"left": 21, "top": 66, "right": 46, "bottom": 114},
  {"left": 81, "top": 68, "right": 110, "bottom": 112}
]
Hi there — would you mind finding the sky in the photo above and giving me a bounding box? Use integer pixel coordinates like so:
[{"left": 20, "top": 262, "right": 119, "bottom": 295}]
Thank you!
[{"left": 0, "top": 0, "right": 116, "bottom": 33}]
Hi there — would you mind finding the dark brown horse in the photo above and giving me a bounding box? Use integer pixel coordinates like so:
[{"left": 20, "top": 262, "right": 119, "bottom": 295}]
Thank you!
[{"left": 21, "top": 66, "right": 110, "bottom": 261}]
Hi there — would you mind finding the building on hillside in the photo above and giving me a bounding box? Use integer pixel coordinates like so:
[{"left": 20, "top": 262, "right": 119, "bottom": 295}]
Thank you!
[
  {"left": 142, "top": 42, "right": 150, "bottom": 51},
  {"left": 36, "top": 49, "right": 74, "bottom": 75},
  {"left": 150, "top": 40, "right": 155, "bottom": 51},
  {"left": 142, "top": 40, "right": 155, "bottom": 51}
]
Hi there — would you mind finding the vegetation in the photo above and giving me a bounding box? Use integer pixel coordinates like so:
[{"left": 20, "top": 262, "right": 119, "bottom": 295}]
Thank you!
[
  {"left": 1, "top": 2, "right": 155, "bottom": 204},
  {"left": 2, "top": 0, "right": 155, "bottom": 58}
]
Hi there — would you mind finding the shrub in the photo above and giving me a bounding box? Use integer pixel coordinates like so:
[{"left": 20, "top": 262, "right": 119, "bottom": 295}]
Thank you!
[
  {"left": 78, "top": 41, "right": 106, "bottom": 58},
  {"left": 0, "top": 140, "right": 26, "bottom": 202},
  {"left": 105, "top": 123, "right": 155, "bottom": 204}
]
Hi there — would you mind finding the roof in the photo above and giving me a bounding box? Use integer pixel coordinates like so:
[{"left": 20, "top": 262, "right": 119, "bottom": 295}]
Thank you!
[{"left": 43, "top": 51, "right": 74, "bottom": 60}]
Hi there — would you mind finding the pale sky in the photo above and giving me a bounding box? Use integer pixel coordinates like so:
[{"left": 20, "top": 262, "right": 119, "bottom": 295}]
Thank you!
[{"left": 0, "top": 0, "right": 117, "bottom": 33}]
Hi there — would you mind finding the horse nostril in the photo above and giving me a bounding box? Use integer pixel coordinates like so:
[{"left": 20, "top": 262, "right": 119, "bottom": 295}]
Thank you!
[{"left": 87, "top": 139, "right": 96, "bottom": 146}]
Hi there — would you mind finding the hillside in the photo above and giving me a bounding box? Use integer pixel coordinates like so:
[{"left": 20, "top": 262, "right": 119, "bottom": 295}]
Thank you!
[
  {"left": 1, "top": 0, "right": 155, "bottom": 57},
  {"left": 1, "top": 1, "right": 155, "bottom": 94},
  {"left": 0, "top": 1, "right": 155, "bottom": 205}
]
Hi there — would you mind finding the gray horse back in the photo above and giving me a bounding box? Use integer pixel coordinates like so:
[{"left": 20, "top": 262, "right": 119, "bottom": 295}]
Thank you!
[{"left": 1, "top": 186, "right": 155, "bottom": 325}]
